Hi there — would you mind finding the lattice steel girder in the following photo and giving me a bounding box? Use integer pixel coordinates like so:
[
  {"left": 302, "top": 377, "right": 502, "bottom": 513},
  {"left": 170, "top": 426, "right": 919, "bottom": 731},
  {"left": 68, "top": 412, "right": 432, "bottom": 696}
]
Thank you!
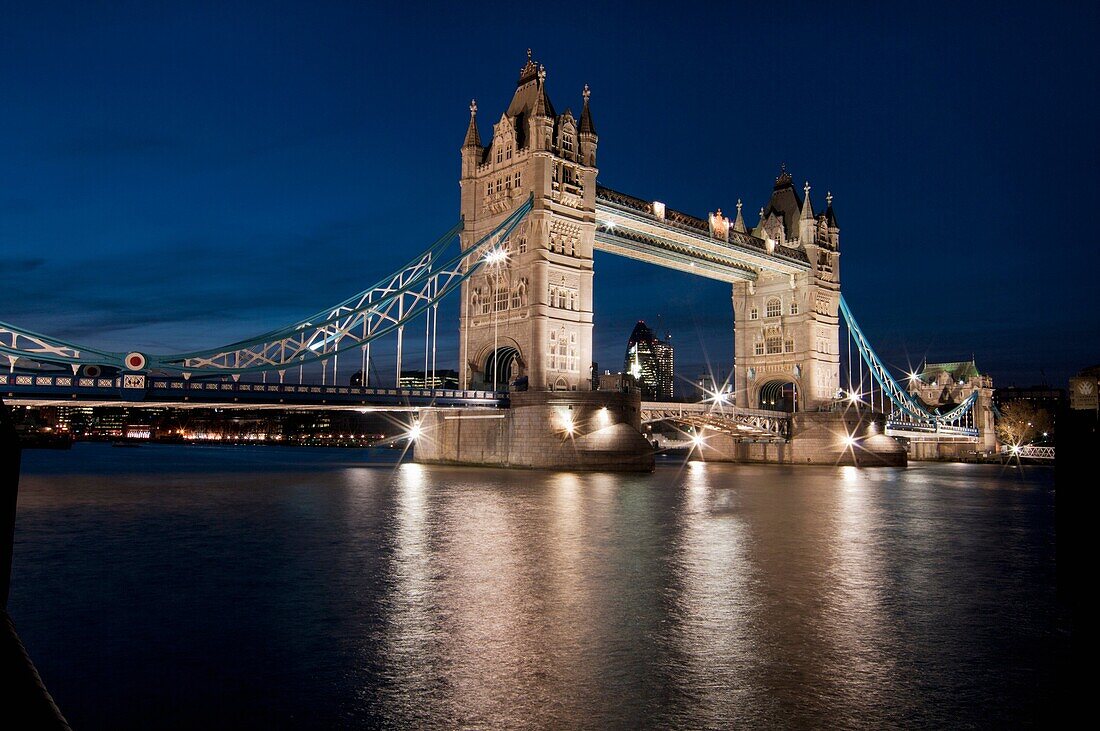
[
  {"left": 149, "top": 197, "right": 533, "bottom": 374},
  {"left": 840, "top": 295, "right": 978, "bottom": 427},
  {"left": 594, "top": 203, "right": 809, "bottom": 281},
  {"left": 0, "top": 322, "right": 123, "bottom": 369},
  {"left": 640, "top": 402, "right": 791, "bottom": 439}
]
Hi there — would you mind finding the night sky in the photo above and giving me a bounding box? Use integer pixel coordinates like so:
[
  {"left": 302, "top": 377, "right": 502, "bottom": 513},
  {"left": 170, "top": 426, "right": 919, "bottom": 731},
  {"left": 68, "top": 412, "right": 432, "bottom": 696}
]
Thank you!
[{"left": 2, "top": 2, "right": 1097, "bottom": 389}]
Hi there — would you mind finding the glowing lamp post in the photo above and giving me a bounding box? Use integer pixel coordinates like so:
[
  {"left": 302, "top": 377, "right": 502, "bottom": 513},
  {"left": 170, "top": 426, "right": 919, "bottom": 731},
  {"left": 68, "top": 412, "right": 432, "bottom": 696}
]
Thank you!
[{"left": 485, "top": 247, "right": 507, "bottom": 393}]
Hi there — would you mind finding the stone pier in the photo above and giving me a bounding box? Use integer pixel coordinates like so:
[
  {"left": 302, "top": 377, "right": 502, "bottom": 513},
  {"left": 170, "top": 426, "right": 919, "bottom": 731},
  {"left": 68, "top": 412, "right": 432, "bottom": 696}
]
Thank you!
[
  {"left": 415, "top": 391, "right": 655, "bottom": 471},
  {"left": 693, "top": 411, "right": 907, "bottom": 466}
]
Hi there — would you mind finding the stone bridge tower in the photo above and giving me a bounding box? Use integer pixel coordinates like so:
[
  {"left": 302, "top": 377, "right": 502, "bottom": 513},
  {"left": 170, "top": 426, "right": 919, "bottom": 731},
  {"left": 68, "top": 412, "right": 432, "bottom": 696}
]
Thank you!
[
  {"left": 732, "top": 168, "right": 841, "bottom": 410},
  {"left": 458, "top": 51, "right": 596, "bottom": 391}
]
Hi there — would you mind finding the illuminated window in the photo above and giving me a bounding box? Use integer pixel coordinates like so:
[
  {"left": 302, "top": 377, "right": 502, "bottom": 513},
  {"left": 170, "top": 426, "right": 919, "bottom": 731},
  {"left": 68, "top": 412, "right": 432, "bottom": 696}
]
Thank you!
[
  {"left": 494, "top": 286, "right": 508, "bottom": 312},
  {"left": 496, "top": 148, "right": 502, "bottom": 164},
  {"left": 514, "top": 172, "right": 521, "bottom": 189},
  {"left": 766, "top": 336, "right": 783, "bottom": 355},
  {"left": 486, "top": 182, "right": 492, "bottom": 196},
  {"left": 790, "top": 300, "right": 799, "bottom": 315},
  {"left": 548, "top": 332, "right": 557, "bottom": 370},
  {"left": 506, "top": 145, "right": 512, "bottom": 160},
  {"left": 749, "top": 307, "right": 758, "bottom": 321},
  {"left": 784, "top": 338, "right": 794, "bottom": 353},
  {"left": 512, "top": 287, "right": 521, "bottom": 309},
  {"left": 496, "top": 178, "right": 503, "bottom": 194},
  {"left": 562, "top": 135, "right": 574, "bottom": 153},
  {"left": 754, "top": 341, "right": 765, "bottom": 356},
  {"left": 766, "top": 298, "right": 782, "bottom": 318},
  {"left": 518, "top": 236, "right": 527, "bottom": 253}
]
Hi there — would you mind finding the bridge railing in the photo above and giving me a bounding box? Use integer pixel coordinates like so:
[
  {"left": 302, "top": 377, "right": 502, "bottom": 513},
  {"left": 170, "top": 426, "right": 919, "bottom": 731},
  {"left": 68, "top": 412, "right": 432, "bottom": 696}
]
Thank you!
[
  {"left": 1, "top": 373, "right": 507, "bottom": 407},
  {"left": 1002, "top": 444, "right": 1055, "bottom": 460}
]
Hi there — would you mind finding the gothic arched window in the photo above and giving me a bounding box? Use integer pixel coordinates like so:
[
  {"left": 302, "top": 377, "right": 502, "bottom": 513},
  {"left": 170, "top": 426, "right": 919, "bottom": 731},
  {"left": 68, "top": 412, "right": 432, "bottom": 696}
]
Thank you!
[{"left": 766, "top": 298, "right": 782, "bottom": 318}]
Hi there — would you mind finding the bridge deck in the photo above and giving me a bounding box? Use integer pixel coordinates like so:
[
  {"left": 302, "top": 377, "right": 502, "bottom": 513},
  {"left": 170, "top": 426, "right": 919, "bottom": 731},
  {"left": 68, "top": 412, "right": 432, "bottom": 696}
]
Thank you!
[
  {"left": 1, "top": 373, "right": 506, "bottom": 410},
  {"left": 640, "top": 401, "right": 792, "bottom": 439},
  {"left": 595, "top": 185, "right": 810, "bottom": 283}
]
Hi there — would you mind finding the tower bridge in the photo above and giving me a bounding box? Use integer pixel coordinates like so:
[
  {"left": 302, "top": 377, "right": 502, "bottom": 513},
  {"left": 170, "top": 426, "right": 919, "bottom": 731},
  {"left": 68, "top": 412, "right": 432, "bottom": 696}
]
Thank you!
[{"left": 0, "top": 51, "right": 996, "bottom": 469}]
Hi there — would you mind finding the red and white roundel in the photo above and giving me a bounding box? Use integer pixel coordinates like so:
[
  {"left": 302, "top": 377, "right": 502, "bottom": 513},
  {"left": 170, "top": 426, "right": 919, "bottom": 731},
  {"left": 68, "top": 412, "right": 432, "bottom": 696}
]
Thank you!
[{"left": 125, "top": 352, "right": 147, "bottom": 370}]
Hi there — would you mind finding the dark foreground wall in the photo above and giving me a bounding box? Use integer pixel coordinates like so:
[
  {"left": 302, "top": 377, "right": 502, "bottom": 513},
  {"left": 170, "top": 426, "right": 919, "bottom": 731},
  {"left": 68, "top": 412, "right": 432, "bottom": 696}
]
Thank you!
[{"left": 1, "top": 398, "right": 71, "bottom": 729}]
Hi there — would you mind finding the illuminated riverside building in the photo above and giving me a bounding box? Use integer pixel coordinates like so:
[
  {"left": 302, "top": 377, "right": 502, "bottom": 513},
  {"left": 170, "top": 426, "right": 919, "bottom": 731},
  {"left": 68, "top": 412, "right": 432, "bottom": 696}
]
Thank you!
[{"left": 624, "top": 321, "right": 674, "bottom": 401}]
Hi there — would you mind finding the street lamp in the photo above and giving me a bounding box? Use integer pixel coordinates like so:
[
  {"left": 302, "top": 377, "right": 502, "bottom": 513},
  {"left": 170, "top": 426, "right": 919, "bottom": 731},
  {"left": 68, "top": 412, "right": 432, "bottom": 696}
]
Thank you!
[{"left": 485, "top": 247, "right": 507, "bottom": 392}]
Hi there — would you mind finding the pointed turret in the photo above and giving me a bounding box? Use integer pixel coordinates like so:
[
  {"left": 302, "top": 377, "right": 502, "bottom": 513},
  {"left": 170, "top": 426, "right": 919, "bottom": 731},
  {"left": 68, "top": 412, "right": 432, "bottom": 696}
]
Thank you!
[
  {"left": 463, "top": 99, "right": 481, "bottom": 148},
  {"left": 825, "top": 191, "right": 840, "bottom": 249},
  {"left": 531, "top": 65, "right": 554, "bottom": 118},
  {"left": 732, "top": 199, "right": 746, "bottom": 233},
  {"left": 460, "top": 99, "right": 484, "bottom": 179},
  {"left": 799, "top": 181, "right": 815, "bottom": 244},
  {"left": 579, "top": 84, "right": 596, "bottom": 135},
  {"left": 578, "top": 84, "right": 598, "bottom": 166},
  {"left": 527, "top": 64, "right": 555, "bottom": 152}
]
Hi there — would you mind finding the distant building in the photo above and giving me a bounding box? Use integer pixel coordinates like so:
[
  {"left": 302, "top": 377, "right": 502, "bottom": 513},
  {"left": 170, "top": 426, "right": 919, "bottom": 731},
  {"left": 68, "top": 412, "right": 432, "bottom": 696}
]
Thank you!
[
  {"left": 598, "top": 371, "right": 635, "bottom": 393},
  {"left": 1069, "top": 364, "right": 1100, "bottom": 411},
  {"left": 695, "top": 373, "right": 716, "bottom": 400},
  {"left": 398, "top": 370, "right": 460, "bottom": 390},
  {"left": 908, "top": 360, "right": 991, "bottom": 407},
  {"left": 694, "top": 373, "right": 732, "bottom": 402},
  {"left": 993, "top": 385, "right": 1067, "bottom": 414},
  {"left": 907, "top": 359, "right": 996, "bottom": 451},
  {"left": 624, "top": 321, "right": 674, "bottom": 401},
  {"left": 350, "top": 369, "right": 459, "bottom": 389}
]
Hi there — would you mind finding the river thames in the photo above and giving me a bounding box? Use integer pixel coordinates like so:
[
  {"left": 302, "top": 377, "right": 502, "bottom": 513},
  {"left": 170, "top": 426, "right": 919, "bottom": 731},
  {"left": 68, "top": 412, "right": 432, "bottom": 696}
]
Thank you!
[{"left": 12, "top": 443, "right": 1062, "bottom": 729}]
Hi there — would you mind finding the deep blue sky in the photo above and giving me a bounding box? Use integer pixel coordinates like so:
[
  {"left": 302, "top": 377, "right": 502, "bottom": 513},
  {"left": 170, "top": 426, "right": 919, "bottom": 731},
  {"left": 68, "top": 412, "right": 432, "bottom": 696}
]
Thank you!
[{"left": 2, "top": 1, "right": 1097, "bottom": 388}]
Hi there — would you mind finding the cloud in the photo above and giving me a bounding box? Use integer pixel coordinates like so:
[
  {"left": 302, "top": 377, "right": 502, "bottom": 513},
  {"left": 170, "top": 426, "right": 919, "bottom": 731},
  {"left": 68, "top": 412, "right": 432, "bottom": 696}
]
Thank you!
[
  {"left": 0, "top": 217, "right": 415, "bottom": 353},
  {"left": 6, "top": 257, "right": 45, "bottom": 273}
]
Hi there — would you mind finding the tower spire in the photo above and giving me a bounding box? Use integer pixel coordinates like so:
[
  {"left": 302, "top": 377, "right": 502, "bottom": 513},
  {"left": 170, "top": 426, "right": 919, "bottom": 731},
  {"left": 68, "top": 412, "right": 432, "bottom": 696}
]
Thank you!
[
  {"left": 732, "top": 198, "right": 746, "bottom": 233},
  {"left": 800, "top": 181, "right": 814, "bottom": 220},
  {"left": 579, "top": 83, "right": 596, "bottom": 135},
  {"left": 463, "top": 99, "right": 481, "bottom": 148}
]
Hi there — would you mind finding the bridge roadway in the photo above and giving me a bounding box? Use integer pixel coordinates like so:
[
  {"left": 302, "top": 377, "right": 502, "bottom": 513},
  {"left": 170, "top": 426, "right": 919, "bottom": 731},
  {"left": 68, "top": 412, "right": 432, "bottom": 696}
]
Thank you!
[
  {"left": 1, "top": 372, "right": 506, "bottom": 411},
  {"left": 640, "top": 401, "right": 791, "bottom": 439},
  {"left": 594, "top": 185, "right": 810, "bottom": 284}
]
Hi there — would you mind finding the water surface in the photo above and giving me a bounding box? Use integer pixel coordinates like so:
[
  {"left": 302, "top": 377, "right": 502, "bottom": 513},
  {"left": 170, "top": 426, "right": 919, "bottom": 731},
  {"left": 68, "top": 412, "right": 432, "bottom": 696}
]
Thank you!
[{"left": 12, "top": 444, "right": 1061, "bottom": 728}]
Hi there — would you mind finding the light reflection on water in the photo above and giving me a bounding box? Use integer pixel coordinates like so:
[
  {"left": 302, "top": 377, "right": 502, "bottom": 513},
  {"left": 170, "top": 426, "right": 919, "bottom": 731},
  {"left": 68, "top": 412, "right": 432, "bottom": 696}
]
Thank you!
[{"left": 13, "top": 444, "right": 1061, "bottom": 729}]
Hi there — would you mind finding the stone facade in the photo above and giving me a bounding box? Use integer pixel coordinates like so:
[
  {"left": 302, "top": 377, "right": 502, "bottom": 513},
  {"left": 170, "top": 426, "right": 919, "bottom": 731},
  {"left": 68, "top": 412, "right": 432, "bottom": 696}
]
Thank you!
[
  {"left": 732, "top": 171, "right": 841, "bottom": 411},
  {"left": 458, "top": 52, "right": 596, "bottom": 393},
  {"left": 693, "top": 411, "right": 906, "bottom": 466},
  {"left": 415, "top": 391, "right": 654, "bottom": 471},
  {"left": 907, "top": 360, "right": 997, "bottom": 453}
]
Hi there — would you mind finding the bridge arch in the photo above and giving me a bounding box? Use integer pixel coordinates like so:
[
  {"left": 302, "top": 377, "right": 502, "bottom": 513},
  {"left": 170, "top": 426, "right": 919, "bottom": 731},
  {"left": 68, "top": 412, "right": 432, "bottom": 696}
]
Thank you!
[
  {"left": 756, "top": 378, "right": 801, "bottom": 412},
  {"left": 476, "top": 338, "right": 524, "bottom": 390}
]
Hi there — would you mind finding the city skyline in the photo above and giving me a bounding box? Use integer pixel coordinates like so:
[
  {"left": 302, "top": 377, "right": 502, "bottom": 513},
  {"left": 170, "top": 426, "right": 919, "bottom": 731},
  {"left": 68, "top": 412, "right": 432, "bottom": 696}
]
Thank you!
[{"left": 2, "top": 3, "right": 1097, "bottom": 388}]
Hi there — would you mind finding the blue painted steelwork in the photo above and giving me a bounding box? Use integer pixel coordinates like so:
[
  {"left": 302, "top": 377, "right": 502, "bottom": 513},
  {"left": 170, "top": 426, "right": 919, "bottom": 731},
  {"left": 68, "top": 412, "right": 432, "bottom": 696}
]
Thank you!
[
  {"left": 839, "top": 294, "right": 977, "bottom": 434},
  {"left": 0, "top": 372, "right": 506, "bottom": 409},
  {"left": 0, "top": 198, "right": 532, "bottom": 377},
  {"left": 152, "top": 197, "right": 532, "bottom": 375}
]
